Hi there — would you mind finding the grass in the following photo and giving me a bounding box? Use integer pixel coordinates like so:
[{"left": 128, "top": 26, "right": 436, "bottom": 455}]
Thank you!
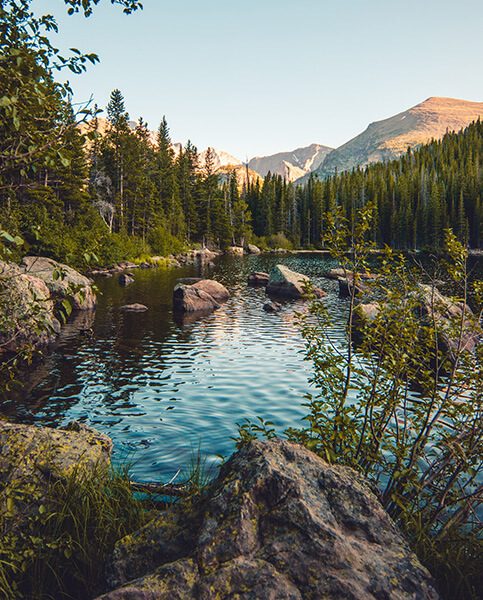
[{"left": 0, "top": 462, "right": 150, "bottom": 600}]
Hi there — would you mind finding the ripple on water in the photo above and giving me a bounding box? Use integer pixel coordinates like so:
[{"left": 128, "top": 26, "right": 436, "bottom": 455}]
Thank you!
[{"left": 7, "top": 254, "right": 352, "bottom": 480}]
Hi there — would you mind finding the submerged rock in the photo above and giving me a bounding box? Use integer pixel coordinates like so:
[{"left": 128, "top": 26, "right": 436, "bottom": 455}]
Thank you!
[
  {"left": 118, "top": 273, "right": 134, "bottom": 287},
  {"left": 120, "top": 303, "right": 148, "bottom": 312},
  {"left": 100, "top": 439, "right": 439, "bottom": 599},
  {"left": 21, "top": 256, "right": 96, "bottom": 310},
  {"left": 263, "top": 300, "right": 282, "bottom": 313},
  {"left": 338, "top": 275, "right": 369, "bottom": 298},
  {"left": 173, "top": 279, "right": 229, "bottom": 314},
  {"left": 247, "top": 271, "right": 269, "bottom": 286},
  {"left": 266, "top": 264, "right": 325, "bottom": 299},
  {"left": 325, "top": 267, "right": 377, "bottom": 280}
]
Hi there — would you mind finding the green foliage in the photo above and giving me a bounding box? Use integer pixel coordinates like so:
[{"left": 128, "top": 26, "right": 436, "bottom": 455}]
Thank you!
[
  {"left": 0, "top": 457, "right": 147, "bottom": 600},
  {"left": 247, "top": 122, "right": 482, "bottom": 250},
  {"left": 265, "top": 232, "right": 294, "bottom": 250},
  {"left": 287, "top": 215, "right": 482, "bottom": 599}
]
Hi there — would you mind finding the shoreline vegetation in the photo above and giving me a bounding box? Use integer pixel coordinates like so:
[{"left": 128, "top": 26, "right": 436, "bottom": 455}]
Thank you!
[{"left": 0, "top": 1, "right": 481, "bottom": 599}]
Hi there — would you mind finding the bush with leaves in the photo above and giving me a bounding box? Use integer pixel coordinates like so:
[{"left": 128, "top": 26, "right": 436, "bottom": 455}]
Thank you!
[{"left": 283, "top": 206, "right": 482, "bottom": 599}]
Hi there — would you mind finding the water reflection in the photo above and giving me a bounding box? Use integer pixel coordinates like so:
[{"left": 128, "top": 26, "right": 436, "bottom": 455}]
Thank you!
[{"left": 4, "top": 254, "right": 351, "bottom": 479}]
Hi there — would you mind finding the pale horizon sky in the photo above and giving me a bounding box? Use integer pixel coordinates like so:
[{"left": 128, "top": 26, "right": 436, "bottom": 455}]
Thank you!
[{"left": 34, "top": 0, "right": 483, "bottom": 159}]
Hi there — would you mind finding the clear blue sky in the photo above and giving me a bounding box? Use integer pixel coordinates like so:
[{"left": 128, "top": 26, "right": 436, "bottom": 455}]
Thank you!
[{"left": 34, "top": 0, "right": 483, "bottom": 159}]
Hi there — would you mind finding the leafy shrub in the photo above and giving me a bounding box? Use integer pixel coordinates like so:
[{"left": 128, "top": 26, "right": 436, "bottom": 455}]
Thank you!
[{"left": 266, "top": 232, "right": 293, "bottom": 250}]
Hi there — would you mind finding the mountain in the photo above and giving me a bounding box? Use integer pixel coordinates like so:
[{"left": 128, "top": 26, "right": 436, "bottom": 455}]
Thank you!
[
  {"left": 216, "top": 164, "right": 263, "bottom": 188},
  {"left": 248, "top": 143, "right": 333, "bottom": 182},
  {"left": 305, "top": 97, "right": 483, "bottom": 181},
  {"left": 198, "top": 148, "right": 242, "bottom": 170}
]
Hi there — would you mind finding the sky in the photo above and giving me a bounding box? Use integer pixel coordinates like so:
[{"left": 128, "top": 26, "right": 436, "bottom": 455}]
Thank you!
[{"left": 33, "top": 0, "right": 483, "bottom": 159}]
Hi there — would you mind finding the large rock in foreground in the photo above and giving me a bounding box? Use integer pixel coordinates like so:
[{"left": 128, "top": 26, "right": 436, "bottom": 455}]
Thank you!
[
  {"left": 266, "top": 264, "right": 325, "bottom": 299},
  {"left": 22, "top": 256, "right": 96, "bottom": 310},
  {"left": 100, "top": 440, "right": 438, "bottom": 600}
]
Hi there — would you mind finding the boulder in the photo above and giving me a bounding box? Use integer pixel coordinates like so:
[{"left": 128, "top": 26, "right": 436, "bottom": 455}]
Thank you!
[
  {"left": 246, "top": 244, "right": 261, "bottom": 254},
  {"left": 0, "top": 420, "right": 112, "bottom": 544},
  {"left": 225, "top": 246, "right": 244, "bottom": 256},
  {"left": 118, "top": 273, "right": 134, "bottom": 287},
  {"left": 120, "top": 303, "right": 148, "bottom": 312},
  {"left": 21, "top": 256, "right": 97, "bottom": 310},
  {"left": 353, "top": 302, "right": 381, "bottom": 338},
  {"left": 266, "top": 264, "right": 325, "bottom": 299},
  {"left": 247, "top": 271, "right": 269, "bottom": 286},
  {"left": 417, "top": 284, "right": 479, "bottom": 357},
  {"left": 263, "top": 300, "right": 282, "bottom": 313},
  {"left": 0, "top": 260, "right": 60, "bottom": 352},
  {"left": 191, "top": 279, "right": 230, "bottom": 302},
  {"left": 173, "top": 284, "right": 220, "bottom": 313},
  {"left": 100, "top": 440, "right": 439, "bottom": 600}
]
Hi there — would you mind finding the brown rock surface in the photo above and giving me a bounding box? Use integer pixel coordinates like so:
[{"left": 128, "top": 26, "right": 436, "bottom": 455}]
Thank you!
[
  {"left": 21, "top": 256, "right": 96, "bottom": 310},
  {"left": 99, "top": 440, "right": 439, "bottom": 600}
]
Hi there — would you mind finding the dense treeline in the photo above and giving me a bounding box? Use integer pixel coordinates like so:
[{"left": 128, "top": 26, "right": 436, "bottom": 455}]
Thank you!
[
  {"left": 249, "top": 121, "right": 482, "bottom": 249},
  {"left": 1, "top": 4, "right": 481, "bottom": 268}
]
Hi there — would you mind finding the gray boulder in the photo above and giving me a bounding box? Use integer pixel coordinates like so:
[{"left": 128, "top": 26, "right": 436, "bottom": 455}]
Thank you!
[
  {"left": 99, "top": 440, "right": 439, "bottom": 600},
  {"left": 21, "top": 256, "right": 97, "bottom": 310},
  {"left": 267, "top": 264, "right": 325, "bottom": 299},
  {"left": 246, "top": 244, "right": 261, "bottom": 254}
]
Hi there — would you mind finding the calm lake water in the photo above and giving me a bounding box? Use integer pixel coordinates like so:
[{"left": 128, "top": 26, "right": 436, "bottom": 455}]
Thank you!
[
  {"left": 4, "top": 253, "right": 481, "bottom": 481},
  {"left": 3, "top": 254, "right": 350, "bottom": 480}
]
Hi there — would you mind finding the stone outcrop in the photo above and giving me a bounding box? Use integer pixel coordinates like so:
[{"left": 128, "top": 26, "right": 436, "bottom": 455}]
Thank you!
[
  {"left": 100, "top": 439, "right": 439, "bottom": 600},
  {"left": 246, "top": 244, "right": 261, "bottom": 254},
  {"left": 0, "top": 420, "right": 112, "bottom": 539},
  {"left": 247, "top": 271, "right": 269, "bottom": 286},
  {"left": 0, "top": 260, "right": 61, "bottom": 353},
  {"left": 266, "top": 264, "right": 325, "bottom": 299},
  {"left": 21, "top": 256, "right": 96, "bottom": 310}
]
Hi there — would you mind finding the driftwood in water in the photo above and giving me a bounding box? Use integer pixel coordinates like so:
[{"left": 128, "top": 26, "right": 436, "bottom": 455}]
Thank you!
[{"left": 130, "top": 480, "right": 191, "bottom": 498}]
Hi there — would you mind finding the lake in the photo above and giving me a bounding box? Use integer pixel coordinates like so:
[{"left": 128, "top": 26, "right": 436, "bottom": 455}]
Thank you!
[
  {"left": 3, "top": 252, "right": 480, "bottom": 482},
  {"left": 2, "top": 254, "right": 353, "bottom": 481}
]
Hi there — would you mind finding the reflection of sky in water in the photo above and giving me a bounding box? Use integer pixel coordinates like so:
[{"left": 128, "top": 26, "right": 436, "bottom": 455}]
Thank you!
[{"left": 2, "top": 255, "right": 363, "bottom": 479}]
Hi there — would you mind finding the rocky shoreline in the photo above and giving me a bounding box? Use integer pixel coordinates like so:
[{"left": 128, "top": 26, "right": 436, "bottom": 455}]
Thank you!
[{"left": 0, "top": 420, "right": 439, "bottom": 599}]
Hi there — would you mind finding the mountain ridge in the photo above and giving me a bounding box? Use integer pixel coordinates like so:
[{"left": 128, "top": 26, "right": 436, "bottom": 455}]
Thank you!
[{"left": 301, "top": 96, "right": 483, "bottom": 182}]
